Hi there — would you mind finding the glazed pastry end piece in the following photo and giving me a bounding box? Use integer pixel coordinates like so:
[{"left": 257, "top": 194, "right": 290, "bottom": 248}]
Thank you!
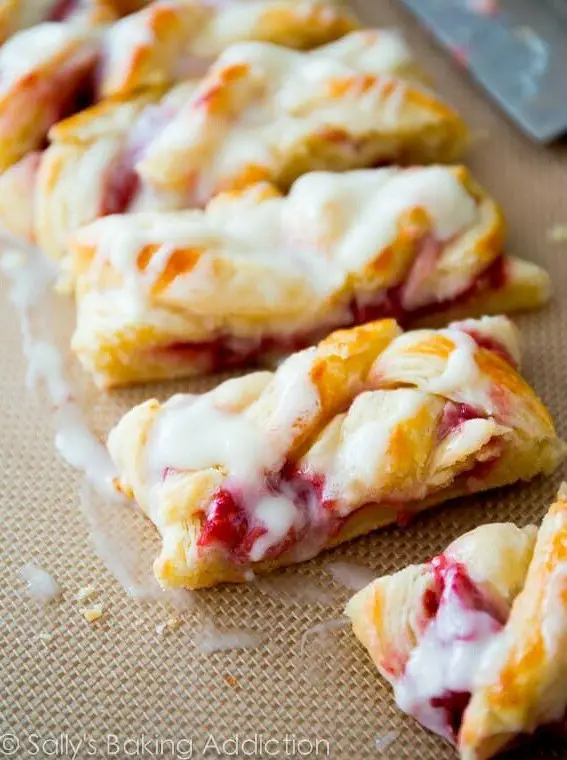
[
  {"left": 107, "top": 317, "right": 564, "bottom": 589},
  {"left": 70, "top": 165, "right": 550, "bottom": 389},
  {"left": 346, "top": 522, "right": 537, "bottom": 687},
  {"left": 346, "top": 486, "right": 567, "bottom": 759},
  {"left": 459, "top": 486, "right": 567, "bottom": 760}
]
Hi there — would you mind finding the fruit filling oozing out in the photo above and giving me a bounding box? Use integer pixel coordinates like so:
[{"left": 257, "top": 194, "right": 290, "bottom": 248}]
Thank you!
[
  {"left": 394, "top": 554, "right": 507, "bottom": 741},
  {"left": 145, "top": 255, "right": 509, "bottom": 374},
  {"left": 174, "top": 390, "right": 500, "bottom": 566}
]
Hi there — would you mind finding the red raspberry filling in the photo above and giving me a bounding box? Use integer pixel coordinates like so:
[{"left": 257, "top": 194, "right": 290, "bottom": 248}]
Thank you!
[
  {"left": 418, "top": 553, "right": 506, "bottom": 738},
  {"left": 146, "top": 255, "right": 508, "bottom": 373},
  {"left": 195, "top": 469, "right": 340, "bottom": 563},
  {"left": 438, "top": 401, "right": 482, "bottom": 441}
]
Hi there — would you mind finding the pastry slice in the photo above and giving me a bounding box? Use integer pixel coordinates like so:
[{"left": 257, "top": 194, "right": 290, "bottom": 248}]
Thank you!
[
  {"left": 20, "top": 28, "right": 455, "bottom": 266},
  {"left": 69, "top": 166, "right": 549, "bottom": 388},
  {"left": 0, "top": 21, "right": 98, "bottom": 171},
  {"left": 346, "top": 486, "right": 567, "bottom": 759},
  {"left": 99, "top": 0, "right": 360, "bottom": 98},
  {"left": 107, "top": 316, "right": 565, "bottom": 589},
  {"left": 134, "top": 30, "right": 468, "bottom": 196}
]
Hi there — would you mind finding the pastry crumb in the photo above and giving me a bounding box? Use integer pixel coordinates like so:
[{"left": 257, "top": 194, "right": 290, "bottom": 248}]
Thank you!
[
  {"left": 548, "top": 224, "right": 567, "bottom": 242},
  {"left": 156, "top": 616, "right": 182, "bottom": 636},
  {"left": 82, "top": 604, "right": 104, "bottom": 623},
  {"left": 76, "top": 585, "right": 97, "bottom": 602},
  {"left": 223, "top": 675, "right": 238, "bottom": 687}
]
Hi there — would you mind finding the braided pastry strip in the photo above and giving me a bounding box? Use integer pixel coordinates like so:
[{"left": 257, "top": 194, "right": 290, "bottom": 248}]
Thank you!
[
  {"left": 69, "top": 165, "right": 549, "bottom": 388},
  {"left": 0, "top": 2, "right": 357, "bottom": 193},
  {"left": 99, "top": 0, "right": 360, "bottom": 98},
  {"left": 107, "top": 317, "right": 565, "bottom": 589},
  {"left": 135, "top": 31, "right": 468, "bottom": 195},
  {"left": 11, "top": 29, "right": 466, "bottom": 268},
  {"left": 347, "top": 486, "right": 567, "bottom": 760}
]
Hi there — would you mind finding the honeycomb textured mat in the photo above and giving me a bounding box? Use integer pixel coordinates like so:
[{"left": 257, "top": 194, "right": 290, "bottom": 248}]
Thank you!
[{"left": 2, "top": 1, "right": 567, "bottom": 758}]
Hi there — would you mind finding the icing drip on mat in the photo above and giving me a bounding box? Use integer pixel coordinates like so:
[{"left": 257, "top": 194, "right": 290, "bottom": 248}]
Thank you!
[
  {"left": 0, "top": 235, "right": 194, "bottom": 608},
  {"left": 19, "top": 563, "right": 60, "bottom": 603},
  {"left": 0, "top": 238, "right": 117, "bottom": 499}
]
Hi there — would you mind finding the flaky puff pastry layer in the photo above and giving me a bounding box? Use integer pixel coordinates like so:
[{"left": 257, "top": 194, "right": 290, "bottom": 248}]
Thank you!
[
  {"left": 107, "top": 317, "right": 564, "bottom": 590},
  {"left": 0, "top": 22, "right": 98, "bottom": 171},
  {"left": 69, "top": 165, "right": 549, "bottom": 388},
  {"left": 347, "top": 487, "right": 567, "bottom": 759},
  {"left": 100, "top": 0, "right": 360, "bottom": 98}
]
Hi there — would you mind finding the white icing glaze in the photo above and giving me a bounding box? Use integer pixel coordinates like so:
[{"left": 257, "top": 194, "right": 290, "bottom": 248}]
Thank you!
[
  {"left": 19, "top": 563, "right": 60, "bottom": 603},
  {"left": 248, "top": 493, "right": 300, "bottom": 561},
  {"left": 428, "top": 329, "right": 482, "bottom": 395},
  {"left": 299, "top": 617, "right": 349, "bottom": 655},
  {"left": 373, "top": 323, "right": 495, "bottom": 416},
  {"left": 149, "top": 347, "right": 319, "bottom": 485},
  {"left": 327, "top": 561, "right": 377, "bottom": 591},
  {"left": 449, "top": 315, "right": 522, "bottom": 367},
  {"left": 322, "top": 388, "right": 429, "bottom": 509},
  {"left": 0, "top": 241, "right": 117, "bottom": 498},
  {"left": 332, "top": 167, "right": 477, "bottom": 271},
  {"left": 149, "top": 394, "right": 270, "bottom": 483},
  {"left": 394, "top": 579, "right": 501, "bottom": 739},
  {"left": 148, "top": 348, "right": 320, "bottom": 562},
  {"left": 194, "top": 619, "right": 263, "bottom": 653},
  {"left": 375, "top": 731, "right": 399, "bottom": 752}
]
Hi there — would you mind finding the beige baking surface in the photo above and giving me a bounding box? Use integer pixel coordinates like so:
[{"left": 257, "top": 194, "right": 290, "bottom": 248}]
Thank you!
[{"left": 2, "top": 2, "right": 567, "bottom": 758}]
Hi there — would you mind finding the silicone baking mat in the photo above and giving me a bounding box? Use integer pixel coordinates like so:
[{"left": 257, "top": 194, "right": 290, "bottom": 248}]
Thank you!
[{"left": 2, "top": 1, "right": 567, "bottom": 758}]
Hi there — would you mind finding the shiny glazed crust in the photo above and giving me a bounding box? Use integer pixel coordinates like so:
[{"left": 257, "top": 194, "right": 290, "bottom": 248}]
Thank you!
[
  {"left": 68, "top": 166, "right": 550, "bottom": 388},
  {"left": 107, "top": 317, "right": 565, "bottom": 589}
]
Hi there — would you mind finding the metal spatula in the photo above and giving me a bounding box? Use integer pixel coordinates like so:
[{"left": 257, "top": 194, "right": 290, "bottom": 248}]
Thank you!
[{"left": 399, "top": 0, "right": 567, "bottom": 142}]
